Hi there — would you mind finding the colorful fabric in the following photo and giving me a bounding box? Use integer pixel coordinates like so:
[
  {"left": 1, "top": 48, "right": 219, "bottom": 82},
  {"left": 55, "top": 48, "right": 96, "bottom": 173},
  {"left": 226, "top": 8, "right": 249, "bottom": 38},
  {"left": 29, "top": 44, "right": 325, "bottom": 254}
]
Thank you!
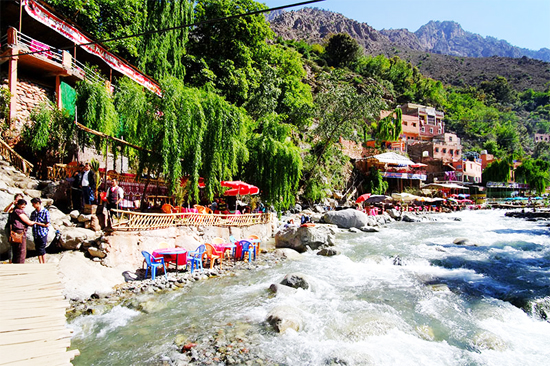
[{"left": 31, "top": 208, "right": 50, "bottom": 238}]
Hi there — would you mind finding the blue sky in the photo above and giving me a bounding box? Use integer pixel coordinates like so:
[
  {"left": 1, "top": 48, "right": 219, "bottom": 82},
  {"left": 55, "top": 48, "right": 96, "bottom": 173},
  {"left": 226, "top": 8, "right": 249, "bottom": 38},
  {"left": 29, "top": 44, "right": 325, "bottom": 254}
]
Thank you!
[{"left": 262, "top": 0, "right": 550, "bottom": 51}]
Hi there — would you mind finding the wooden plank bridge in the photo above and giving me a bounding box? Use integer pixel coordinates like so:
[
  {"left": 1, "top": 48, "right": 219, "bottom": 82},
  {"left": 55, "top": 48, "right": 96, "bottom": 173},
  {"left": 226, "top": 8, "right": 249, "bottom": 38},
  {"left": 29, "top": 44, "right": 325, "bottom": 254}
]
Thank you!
[{"left": 0, "top": 263, "right": 79, "bottom": 365}]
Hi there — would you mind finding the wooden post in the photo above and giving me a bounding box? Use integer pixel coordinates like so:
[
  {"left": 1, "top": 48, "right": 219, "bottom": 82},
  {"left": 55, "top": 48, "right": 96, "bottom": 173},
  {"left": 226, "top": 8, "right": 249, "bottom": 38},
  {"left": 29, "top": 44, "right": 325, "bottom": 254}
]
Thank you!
[
  {"left": 55, "top": 76, "right": 62, "bottom": 110},
  {"left": 7, "top": 29, "right": 18, "bottom": 122}
]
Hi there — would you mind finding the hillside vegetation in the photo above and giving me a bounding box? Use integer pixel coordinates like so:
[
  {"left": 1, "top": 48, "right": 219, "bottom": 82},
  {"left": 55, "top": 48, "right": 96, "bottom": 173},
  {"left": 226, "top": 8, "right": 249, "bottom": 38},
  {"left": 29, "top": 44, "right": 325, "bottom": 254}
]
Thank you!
[{"left": 18, "top": 1, "right": 550, "bottom": 207}]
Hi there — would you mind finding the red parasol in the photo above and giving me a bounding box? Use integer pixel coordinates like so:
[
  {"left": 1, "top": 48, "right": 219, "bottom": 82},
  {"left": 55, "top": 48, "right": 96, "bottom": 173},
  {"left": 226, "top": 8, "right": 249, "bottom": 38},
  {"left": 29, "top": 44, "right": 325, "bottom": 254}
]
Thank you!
[
  {"left": 356, "top": 193, "right": 371, "bottom": 204},
  {"left": 221, "top": 181, "right": 259, "bottom": 211}
]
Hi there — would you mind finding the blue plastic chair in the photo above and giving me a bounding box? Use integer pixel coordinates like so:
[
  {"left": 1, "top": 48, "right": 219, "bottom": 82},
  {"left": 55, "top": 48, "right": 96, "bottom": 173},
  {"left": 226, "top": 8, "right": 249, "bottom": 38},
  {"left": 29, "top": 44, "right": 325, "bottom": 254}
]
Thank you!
[
  {"left": 142, "top": 251, "right": 167, "bottom": 280},
  {"left": 186, "top": 244, "right": 206, "bottom": 273},
  {"left": 239, "top": 240, "right": 256, "bottom": 262},
  {"left": 228, "top": 236, "right": 238, "bottom": 258}
]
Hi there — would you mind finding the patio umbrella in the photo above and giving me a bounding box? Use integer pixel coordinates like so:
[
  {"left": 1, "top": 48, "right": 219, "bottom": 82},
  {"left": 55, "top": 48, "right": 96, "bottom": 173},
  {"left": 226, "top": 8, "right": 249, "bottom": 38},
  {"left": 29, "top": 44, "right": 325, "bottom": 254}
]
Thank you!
[
  {"left": 364, "top": 195, "right": 392, "bottom": 204},
  {"left": 356, "top": 193, "right": 371, "bottom": 204},
  {"left": 221, "top": 181, "right": 259, "bottom": 211},
  {"left": 392, "top": 192, "right": 419, "bottom": 203}
]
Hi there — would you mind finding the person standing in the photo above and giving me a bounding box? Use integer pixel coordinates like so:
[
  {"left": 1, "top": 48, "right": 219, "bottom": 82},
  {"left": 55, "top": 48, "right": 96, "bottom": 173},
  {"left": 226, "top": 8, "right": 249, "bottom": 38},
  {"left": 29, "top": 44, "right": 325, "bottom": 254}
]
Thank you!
[
  {"left": 71, "top": 163, "right": 84, "bottom": 211},
  {"left": 106, "top": 179, "right": 124, "bottom": 227},
  {"left": 3, "top": 193, "right": 23, "bottom": 263},
  {"left": 80, "top": 162, "right": 96, "bottom": 207},
  {"left": 30, "top": 198, "right": 50, "bottom": 264},
  {"left": 8, "top": 199, "right": 39, "bottom": 264}
]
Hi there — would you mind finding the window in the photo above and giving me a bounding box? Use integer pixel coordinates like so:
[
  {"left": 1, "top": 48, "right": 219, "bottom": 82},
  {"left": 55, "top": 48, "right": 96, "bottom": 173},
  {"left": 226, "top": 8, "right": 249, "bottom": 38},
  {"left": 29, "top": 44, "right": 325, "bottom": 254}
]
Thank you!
[
  {"left": 438, "top": 128, "right": 442, "bottom": 134},
  {"left": 435, "top": 147, "right": 440, "bottom": 153},
  {"left": 450, "top": 149, "right": 454, "bottom": 155},
  {"left": 412, "top": 123, "right": 417, "bottom": 128},
  {"left": 403, "top": 121, "right": 408, "bottom": 126},
  {"left": 430, "top": 128, "right": 433, "bottom": 134},
  {"left": 421, "top": 126, "right": 425, "bottom": 132},
  {"left": 456, "top": 150, "right": 460, "bottom": 155},
  {"left": 449, "top": 136, "right": 453, "bottom": 142},
  {"left": 443, "top": 148, "right": 447, "bottom": 153}
]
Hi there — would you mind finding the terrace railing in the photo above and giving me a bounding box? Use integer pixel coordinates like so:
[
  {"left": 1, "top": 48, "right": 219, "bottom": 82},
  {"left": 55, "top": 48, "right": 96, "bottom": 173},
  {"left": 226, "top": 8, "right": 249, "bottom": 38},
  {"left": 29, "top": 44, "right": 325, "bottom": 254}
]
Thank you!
[
  {"left": 111, "top": 210, "right": 274, "bottom": 231},
  {"left": 0, "top": 137, "right": 34, "bottom": 175}
]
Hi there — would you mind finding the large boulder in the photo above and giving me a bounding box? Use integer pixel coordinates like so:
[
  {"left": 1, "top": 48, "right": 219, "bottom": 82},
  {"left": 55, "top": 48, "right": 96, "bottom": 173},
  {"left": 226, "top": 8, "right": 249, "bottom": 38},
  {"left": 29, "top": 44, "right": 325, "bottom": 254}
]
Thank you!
[
  {"left": 60, "top": 227, "right": 101, "bottom": 250},
  {"left": 266, "top": 306, "right": 304, "bottom": 333},
  {"left": 275, "top": 225, "right": 335, "bottom": 253},
  {"left": 322, "top": 209, "right": 375, "bottom": 229}
]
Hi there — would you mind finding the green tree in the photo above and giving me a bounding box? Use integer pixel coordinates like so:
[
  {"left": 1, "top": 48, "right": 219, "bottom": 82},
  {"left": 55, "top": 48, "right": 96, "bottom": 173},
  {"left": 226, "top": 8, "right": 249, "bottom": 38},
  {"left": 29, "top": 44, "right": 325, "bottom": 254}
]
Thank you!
[
  {"left": 364, "top": 167, "right": 388, "bottom": 195},
  {"left": 323, "top": 33, "right": 362, "bottom": 68},
  {"left": 482, "top": 160, "right": 511, "bottom": 183},
  {"left": 515, "top": 159, "right": 550, "bottom": 195},
  {"left": 44, "top": 0, "right": 146, "bottom": 60},
  {"left": 244, "top": 114, "right": 302, "bottom": 211},
  {"left": 23, "top": 102, "right": 76, "bottom": 177},
  {"left": 139, "top": 0, "right": 193, "bottom": 80},
  {"left": 372, "top": 108, "right": 402, "bottom": 145}
]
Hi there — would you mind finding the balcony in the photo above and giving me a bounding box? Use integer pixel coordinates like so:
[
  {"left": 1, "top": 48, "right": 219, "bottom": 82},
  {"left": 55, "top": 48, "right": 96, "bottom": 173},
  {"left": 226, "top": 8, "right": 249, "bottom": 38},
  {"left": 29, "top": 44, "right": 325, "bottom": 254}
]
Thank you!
[{"left": 1, "top": 27, "right": 106, "bottom": 85}]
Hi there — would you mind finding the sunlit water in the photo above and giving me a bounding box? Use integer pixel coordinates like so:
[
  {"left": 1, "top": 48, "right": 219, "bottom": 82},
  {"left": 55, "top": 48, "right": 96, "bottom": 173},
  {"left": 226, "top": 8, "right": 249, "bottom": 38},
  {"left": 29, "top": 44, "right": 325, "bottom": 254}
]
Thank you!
[{"left": 70, "top": 210, "right": 550, "bottom": 365}]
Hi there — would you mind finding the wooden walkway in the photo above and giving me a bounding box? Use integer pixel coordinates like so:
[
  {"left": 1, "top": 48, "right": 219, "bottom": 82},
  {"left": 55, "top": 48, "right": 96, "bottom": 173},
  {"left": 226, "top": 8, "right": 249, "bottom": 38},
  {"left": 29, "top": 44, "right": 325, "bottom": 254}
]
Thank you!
[{"left": 0, "top": 263, "right": 79, "bottom": 365}]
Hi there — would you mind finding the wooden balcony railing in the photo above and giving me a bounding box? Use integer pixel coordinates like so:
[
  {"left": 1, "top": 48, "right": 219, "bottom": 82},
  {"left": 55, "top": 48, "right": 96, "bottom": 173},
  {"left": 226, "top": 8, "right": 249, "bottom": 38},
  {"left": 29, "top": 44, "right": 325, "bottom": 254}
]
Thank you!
[
  {"left": 0, "top": 138, "right": 33, "bottom": 175},
  {"left": 111, "top": 210, "right": 274, "bottom": 231}
]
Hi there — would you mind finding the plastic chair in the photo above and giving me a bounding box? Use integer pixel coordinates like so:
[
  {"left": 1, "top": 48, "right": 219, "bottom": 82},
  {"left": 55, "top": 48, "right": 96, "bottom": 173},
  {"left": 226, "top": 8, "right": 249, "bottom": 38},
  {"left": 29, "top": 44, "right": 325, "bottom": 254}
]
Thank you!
[
  {"left": 239, "top": 240, "right": 256, "bottom": 262},
  {"left": 248, "top": 235, "right": 261, "bottom": 258},
  {"left": 141, "top": 251, "right": 167, "bottom": 280},
  {"left": 186, "top": 244, "right": 206, "bottom": 273},
  {"left": 204, "top": 243, "right": 223, "bottom": 269},
  {"left": 161, "top": 204, "right": 173, "bottom": 213},
  {"left": 212, "top": 237, "right": 224, "bottom": 245}
]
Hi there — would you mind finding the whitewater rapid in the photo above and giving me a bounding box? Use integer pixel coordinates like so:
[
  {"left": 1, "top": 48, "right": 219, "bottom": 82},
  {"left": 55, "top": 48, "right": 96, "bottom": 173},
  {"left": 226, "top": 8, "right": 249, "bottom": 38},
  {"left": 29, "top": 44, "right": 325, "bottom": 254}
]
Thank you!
[{"left": 70, "top": 210, "right": 550, "bottom": 365}]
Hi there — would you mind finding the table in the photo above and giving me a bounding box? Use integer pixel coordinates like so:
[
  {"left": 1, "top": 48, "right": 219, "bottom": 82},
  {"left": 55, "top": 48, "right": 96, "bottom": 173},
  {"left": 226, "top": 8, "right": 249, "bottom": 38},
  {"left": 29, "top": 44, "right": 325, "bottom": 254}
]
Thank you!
[
  {"left": 152, "top": 248, "right": 187, "bottom": 273},
  {"left": 214, "top": 243, "right": 237, "bottom": 260}
]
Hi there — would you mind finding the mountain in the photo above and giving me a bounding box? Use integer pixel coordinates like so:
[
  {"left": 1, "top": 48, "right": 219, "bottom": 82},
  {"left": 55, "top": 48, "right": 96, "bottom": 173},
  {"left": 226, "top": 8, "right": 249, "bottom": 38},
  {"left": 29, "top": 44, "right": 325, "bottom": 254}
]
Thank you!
[{"left": 269, "top": 8, "right": 550, "bottom": 91}]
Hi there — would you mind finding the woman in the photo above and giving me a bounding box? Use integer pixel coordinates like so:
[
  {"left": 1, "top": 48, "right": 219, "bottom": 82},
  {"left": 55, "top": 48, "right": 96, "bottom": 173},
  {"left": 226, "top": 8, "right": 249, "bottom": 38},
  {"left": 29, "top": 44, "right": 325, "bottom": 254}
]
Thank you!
[
  {"left": 8, "top": 199, "right": 41, "bottom": 264},
  {"left": 3, "top": 193, "right": 23, "bottom": 263}
]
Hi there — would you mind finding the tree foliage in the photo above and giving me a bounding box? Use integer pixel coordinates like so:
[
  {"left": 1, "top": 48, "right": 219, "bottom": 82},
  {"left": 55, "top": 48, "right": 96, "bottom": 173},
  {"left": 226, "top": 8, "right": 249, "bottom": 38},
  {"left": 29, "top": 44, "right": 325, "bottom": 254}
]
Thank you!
[
  {"left": 323, "top": 33, "right": 361, "bottom": 68},
  {"left": 23, "top": 102, "right": 76, "bottom": 176},
  {"left": 515, "top": 159, "right": 550, "bottom": 195},
  {"left": 364, "top": 167, "right": 388, "bottom": 195},
  {"left": 482, "top": 160, "right": 511, "bottom": 183},
  {"left": 139, "top": 0, "right": 193, "bottom": 80},
  {"left": 372, "top": 108, "right": 402, "bottom": 144},
  {"left": 244, "top": 114, "right": 302, "bottom": 210}
]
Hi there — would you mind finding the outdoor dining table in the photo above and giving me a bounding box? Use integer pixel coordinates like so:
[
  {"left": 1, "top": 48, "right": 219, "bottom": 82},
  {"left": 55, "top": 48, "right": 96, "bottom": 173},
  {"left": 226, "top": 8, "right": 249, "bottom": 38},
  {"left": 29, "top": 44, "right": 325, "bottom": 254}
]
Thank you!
[
  {"left": 213, "top": 243, "right": 237, "bottom": 260},
  {"left": 152, "top": 248, "right": 187, "bottom": 273}
]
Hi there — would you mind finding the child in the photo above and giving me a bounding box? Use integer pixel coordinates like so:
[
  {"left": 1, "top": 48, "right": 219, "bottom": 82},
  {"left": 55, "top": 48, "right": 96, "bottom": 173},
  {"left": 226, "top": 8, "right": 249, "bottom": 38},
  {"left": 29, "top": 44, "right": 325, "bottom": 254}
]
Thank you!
[{"left": 30, "top": 198, "right": 50, "bottom": 264}]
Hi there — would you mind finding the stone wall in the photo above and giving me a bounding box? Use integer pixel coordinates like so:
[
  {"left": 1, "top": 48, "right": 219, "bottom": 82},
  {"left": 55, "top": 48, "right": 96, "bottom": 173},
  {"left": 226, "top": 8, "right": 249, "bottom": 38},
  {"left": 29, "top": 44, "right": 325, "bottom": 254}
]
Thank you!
[
  {"left": 1, "top": 72, "right": 55, "bottom": 142},
  {"left": 103, "top": 222, "right": 277, "bottom": 270}
]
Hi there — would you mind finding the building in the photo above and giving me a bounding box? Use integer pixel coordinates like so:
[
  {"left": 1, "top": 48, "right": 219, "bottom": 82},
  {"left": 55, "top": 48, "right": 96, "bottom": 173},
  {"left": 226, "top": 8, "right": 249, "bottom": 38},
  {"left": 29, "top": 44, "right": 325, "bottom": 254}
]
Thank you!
[
  {"left": 452, "top": 159, "right": 482, "bottom": 183},
  {"left": 480, "top": 150, "right": 495, "bottom": 170},
  {"left": 407, "top": 133, "right": 462, "bottom": 164},
  {"left": 400, "top": 103, "right": 445, "bottom": 141},
  {"left": 534, "top": 133, "right": 550, "bottom": 143},
  {"left": 1, "top": 0, "right": 160, "bottom": 140}
]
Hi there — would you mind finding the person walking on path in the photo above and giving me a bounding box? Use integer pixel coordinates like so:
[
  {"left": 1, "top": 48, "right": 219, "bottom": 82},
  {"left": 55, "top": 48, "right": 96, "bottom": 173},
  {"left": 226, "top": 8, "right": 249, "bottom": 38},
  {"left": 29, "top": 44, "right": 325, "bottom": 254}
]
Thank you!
[
  {"left": 3, "top": 193, "right": 23, "bottom": 263},
  {"left": 106, "top": 178, "right": 124, "bottom": 228},
  {"left": 80, "top": 162, "right": 96, "bottom": 207},
  {"left": 8, "top": 199, "right": 41, "bottom": 264},
  {"left": 30, "top": 198, "right": 50, "bottom": 264}
]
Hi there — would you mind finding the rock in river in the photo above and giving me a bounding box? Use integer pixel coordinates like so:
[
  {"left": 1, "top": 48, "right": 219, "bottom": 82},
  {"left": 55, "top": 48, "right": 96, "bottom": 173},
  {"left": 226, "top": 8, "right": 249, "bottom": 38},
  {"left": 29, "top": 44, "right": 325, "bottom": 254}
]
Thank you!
[
  {"left": 322, "top": 209, "right": 375, "bottom": 229},
  {"left": 275, "top": 225, "right": 335, "bottom": 253},
  {"left": 266, "top": 306, "right": 304, "bottom": 333},
  {"left": 280, "top": 272, "right": 311, "bottom": 290}
]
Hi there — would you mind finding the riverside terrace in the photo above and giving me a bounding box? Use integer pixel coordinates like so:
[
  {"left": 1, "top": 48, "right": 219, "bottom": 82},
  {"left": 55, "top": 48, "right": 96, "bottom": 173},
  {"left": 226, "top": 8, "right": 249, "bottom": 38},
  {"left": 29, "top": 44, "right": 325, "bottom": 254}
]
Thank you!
[{"left": 110, "top": 210, "right": 275, "bottom": 231}]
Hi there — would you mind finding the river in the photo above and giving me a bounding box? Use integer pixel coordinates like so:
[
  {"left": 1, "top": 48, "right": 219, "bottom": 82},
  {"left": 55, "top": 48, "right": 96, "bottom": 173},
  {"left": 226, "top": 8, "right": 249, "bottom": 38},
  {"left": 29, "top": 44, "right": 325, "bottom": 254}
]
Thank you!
[{"left": 69, "top": 210, "right": 550, "bottom": 365}]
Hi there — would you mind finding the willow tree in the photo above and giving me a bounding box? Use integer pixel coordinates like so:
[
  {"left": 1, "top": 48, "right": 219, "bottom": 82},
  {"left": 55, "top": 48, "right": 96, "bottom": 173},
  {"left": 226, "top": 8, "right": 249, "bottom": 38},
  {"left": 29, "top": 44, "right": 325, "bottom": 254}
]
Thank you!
[
  {"left": 155, "top": 77, "right": 249, "bottom": 201},
  {"left": 75, "top": 81, "right": 119, "bottom": 151},
  {"left": 244, "top": 114, "right": 302, "bottom": 211},
  {"left": 139, "top": 0, "right": 194, "bottom": 80}
]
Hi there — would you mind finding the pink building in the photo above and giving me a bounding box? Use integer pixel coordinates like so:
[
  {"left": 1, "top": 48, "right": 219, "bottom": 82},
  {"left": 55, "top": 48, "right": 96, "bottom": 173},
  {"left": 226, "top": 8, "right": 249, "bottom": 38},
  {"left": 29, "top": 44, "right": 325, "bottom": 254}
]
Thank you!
[
  {"left": 452, "top": 159, "right": 482, "bottom": 184},
  {"left": 400, "top": 103, "right": 445, "bottom": 141},
  {"left": 408, "top": 133, "right": 462, "bottom": 164}
]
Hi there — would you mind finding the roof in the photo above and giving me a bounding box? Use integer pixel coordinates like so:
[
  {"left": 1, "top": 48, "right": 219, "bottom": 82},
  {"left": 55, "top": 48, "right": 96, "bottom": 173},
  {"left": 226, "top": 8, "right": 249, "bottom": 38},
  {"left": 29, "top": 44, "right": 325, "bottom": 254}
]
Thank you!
[
  {"left": 366, "top": 152, "right": 416, "bottom": 166},
  {"left": 422, "top": 183, "right": 469, "bottom": 190}
]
